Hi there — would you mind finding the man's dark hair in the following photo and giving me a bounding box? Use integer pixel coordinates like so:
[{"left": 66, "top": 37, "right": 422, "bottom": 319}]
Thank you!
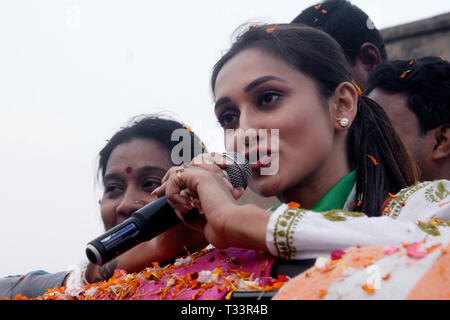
[
  {"left": 365, "top": 56, "right": 450, "bottom": 135},
  {"left": 291, "top": 0, "right": 387, "bottom": 65}
]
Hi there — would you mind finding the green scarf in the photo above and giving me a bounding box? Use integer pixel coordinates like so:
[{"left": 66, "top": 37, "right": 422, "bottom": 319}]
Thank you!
[
  {"left": 311, "top": 171, "right": 356, "bottom": 212},
  {"left": 269, "top": 171, "right": 356, "bottom": 212}
]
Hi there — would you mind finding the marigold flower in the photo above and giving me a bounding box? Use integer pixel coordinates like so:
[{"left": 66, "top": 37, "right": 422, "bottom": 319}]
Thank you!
[
  {"left": 368, "top": 155, "right": 378, "bottom": 166},
  {"left": 352, "top": 80, "right": 363, "bottom": 95},
  {"left": 319, "top": 289, "right": 327, "bottom": 298},
  {"left": 361, "top": 284, "right": 375, "bottom": 294},
  {"left": 388, "top": 192, "right": 398, "bottom": 198},
  {"left": 400, "top": 70, "right": 412, "bottom": 79},
  {"left": 382, "top": 272, "right": 391, "bottom": 281},
  {"left": 287, "top": 201, "right": 301, "bottom": 208},
  {"left": 426, "top": 243, "right": 442, "bottom": 253}
]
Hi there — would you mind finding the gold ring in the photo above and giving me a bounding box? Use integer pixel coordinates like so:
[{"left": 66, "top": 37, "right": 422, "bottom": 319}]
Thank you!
[{"left": 176, "top": 167, "right": 184, "bottom": 179}]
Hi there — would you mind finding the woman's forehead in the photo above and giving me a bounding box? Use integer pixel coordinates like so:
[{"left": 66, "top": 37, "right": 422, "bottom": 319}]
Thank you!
[
  {"left": 105, "top": 138, "right": 172, "bottom": 173},
  {"left": 214, "top": 48, "right": 304, "bottom": 96}
]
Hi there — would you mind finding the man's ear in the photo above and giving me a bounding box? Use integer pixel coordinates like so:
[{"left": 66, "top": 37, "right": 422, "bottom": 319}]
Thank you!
[
  {"left": 332, "top": 82, "right": 358, "bottom": 130},
  {"left": 357, "top": 42, "right": 382, "bottom": 72},
  {"left": 432, "top": 125, "right": 450, "bottom": 160}
]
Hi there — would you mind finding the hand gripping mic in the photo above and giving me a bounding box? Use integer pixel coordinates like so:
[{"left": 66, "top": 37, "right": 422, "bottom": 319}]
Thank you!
[{"left": 86, "top": 152, "right": 252, "bottom": 266}]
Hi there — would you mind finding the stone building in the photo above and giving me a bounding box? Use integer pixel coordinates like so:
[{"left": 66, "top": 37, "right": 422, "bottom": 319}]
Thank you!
[{"left": 381, "top": 12, "right": 450, "bottom": 60}]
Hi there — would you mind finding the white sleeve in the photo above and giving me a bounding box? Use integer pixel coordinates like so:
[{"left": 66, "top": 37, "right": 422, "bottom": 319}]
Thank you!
[{"left": 266, "top": 180, "right": 450, "bottom": 260}]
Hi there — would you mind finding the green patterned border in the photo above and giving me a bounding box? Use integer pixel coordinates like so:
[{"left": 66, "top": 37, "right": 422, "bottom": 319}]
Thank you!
[
  {"left": 384, "top": 182, "right": 431, "bottom": 219},
  {"left": 273, "top": 206, "right": 307, "bottom": 260}
]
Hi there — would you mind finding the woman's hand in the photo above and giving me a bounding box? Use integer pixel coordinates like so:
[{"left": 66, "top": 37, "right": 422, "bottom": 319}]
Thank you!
[
  {"left": 190, "top": 152, "right": 246, "bottom": 201},
  {"left": 152, "top": 153, "right": 269, "bottom": 250}
]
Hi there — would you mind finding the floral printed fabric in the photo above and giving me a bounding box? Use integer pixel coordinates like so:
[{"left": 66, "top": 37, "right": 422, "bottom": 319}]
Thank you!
[{"left": 266, "top": 180, "right": 450, "bottom": 260}]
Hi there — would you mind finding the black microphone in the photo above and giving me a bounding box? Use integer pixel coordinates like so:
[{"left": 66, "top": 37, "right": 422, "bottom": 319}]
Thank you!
[{"left": 86, "top": 152, "right": 252, "bottom": 266}]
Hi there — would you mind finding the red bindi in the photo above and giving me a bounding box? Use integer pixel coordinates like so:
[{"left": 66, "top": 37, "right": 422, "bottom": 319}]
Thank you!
[{"left": 125, "top": 166, "right": 133, "bottom": 174}]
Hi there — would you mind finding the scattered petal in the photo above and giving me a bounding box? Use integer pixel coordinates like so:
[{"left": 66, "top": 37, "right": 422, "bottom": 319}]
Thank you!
[
  {"left": 361, "top": 284, "right": 375, "bottom": 294},
  {"left": 352, "top": 80, "right": 363, "bottom": 95},
  {"left": 400, "top": 70, "right": 412, "bottom": 78},
  {"left": 406, "top": 242, "right": 427, "bottom": 259},
  {"left": 287, "top": 201, "right": 301, "bottom": 208},
  {"left": 383, "top": 245, "right": 400, "bottom": 255},
  {"left": 331, "top": 250, "right": 346, "bottom": 260},
  {"left": 388, "top": 192, "right": 398, "bottom": 198},
  {"left": 368, "top": 155, "right": 378, "bottom": 166}
]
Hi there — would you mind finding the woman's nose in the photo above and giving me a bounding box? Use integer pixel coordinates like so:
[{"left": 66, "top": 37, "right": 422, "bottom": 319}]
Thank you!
[
  {"left": 115, "top": 192, "right": 158, "bottom": 221},
  {"left": 227, "top": 112, "right": 260, "bottom": 153}
]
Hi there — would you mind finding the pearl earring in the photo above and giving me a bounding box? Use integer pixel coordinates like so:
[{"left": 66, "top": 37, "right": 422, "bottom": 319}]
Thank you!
[{"left": 339, "top": 118, "right": 349, "bottom": 127}]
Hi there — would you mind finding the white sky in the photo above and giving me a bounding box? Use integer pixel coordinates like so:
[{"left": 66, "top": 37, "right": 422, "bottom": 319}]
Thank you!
[{"left": 1, "top": 0, "right": 449, "bottom": 277}]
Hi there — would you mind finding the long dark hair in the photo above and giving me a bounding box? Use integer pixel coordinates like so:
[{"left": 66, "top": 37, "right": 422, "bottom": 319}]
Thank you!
[
  {"left": 98, "top": 115, "right": 206, "bottom": 178},
  {"left": 211, "top": 24, "right": 419, "bottom": 217}
]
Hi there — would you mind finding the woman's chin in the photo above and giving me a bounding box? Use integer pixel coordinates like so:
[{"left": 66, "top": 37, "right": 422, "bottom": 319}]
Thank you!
[{"left": 250, "top": 176, "right": 281, "bottom": 198}]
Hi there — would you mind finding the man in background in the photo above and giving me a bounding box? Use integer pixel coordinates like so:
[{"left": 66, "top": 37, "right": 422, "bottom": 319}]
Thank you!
[
  {"left": 292, "top": 0, "right": 387, "bottom": 91},
  {"left": 366, "top": 56, "right": 450, "bottom": 181}
]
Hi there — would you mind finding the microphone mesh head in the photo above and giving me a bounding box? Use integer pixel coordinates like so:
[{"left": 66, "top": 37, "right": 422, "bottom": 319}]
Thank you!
[{"left": 222, "top": 152, "right": 252, "bottom": 189}]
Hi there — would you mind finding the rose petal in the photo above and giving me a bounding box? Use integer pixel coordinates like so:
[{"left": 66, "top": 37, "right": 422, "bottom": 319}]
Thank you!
[
  {"left": 383, "top": 245, "right": 400, "bottom": 255},
  {"left": 331, "top": 250, "right": 346, "bottom": 261},
  {"left": 406, "top": 242, "right": 427, "bottom": 259}
]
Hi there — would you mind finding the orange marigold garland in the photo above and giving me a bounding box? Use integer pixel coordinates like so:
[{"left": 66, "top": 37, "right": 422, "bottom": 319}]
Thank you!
[{"left": 22, "top": 247, "right": 286, "bottom": 300}]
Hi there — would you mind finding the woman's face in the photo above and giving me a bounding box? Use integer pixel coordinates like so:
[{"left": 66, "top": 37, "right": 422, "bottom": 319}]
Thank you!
[
  {"left": 214, "top": 48, "right": 343, "bottom": 199},
  {"left": 100, "top": 138, "right": 173, "bottom": 230}
]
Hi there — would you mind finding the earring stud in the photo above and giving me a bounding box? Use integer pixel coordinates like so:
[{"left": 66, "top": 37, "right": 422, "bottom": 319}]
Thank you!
[{"left": 339, "top": 118, "right": 349, "bottom": 127}]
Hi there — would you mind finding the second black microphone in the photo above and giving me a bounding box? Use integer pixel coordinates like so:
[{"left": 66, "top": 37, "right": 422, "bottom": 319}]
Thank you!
[
  {"left": 86, "top": 196, "right": 191, "bottom": 266},
  {"left": 86, "top": 152, "right": 252, "bottom": 266}
]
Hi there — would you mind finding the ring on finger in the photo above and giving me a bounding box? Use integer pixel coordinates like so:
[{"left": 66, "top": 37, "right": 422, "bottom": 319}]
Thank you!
[{"left": 176, "top": 167, "right": 184, "bottom": 179}]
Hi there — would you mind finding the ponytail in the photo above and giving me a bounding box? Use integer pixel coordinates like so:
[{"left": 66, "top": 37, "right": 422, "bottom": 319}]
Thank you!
[{"left": 347, "top": 96, "right": 420, "bottom": 216}]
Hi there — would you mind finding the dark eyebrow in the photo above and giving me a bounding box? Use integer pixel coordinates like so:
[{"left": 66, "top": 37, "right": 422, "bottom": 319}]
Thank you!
[
  {"left": 244, "top": 75, "right": 287, "bottom": 92},
  {"left": 103, "top": 166, "right": 167, "bottom": 185},
  {"left": 136, "top": 166, "right": 167, "bottom": 177},
  {"left": 214, "top": 97, "right": 231, "bottom": 109},
  {"left": 214, "top": 75, "right": 287, "bottom": 109},
  {"left": 102, "top": 173, "right": 124, "bottom": 185}
]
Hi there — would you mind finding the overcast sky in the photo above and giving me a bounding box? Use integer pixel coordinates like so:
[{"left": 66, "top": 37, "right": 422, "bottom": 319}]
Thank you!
[{"left": 1, "top": 0, "right": 449, "bottom": 277}]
